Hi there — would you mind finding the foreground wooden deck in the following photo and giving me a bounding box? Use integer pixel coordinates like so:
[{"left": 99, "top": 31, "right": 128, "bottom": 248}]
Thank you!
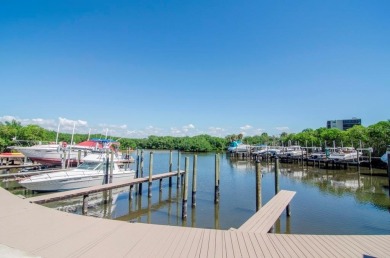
[{"left": 1, "top": 187, "right": 389, "bottom": 257}]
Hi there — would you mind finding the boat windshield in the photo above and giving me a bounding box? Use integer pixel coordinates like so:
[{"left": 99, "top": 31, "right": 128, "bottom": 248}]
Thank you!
[{"left": 77, "top": 162, "right": 103, "bottom": 171}]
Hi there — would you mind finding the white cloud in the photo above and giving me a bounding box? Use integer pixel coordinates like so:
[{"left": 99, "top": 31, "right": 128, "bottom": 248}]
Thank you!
[
  {"left": 240, "top": 125, "right": 253, "bottom": 130},
  {"left": 0, "top": 115, "right": 19, "bottom": 122},
  {"left": 275, "top": 126, "right": 290, "bottom": 132},
  {"left": 182, "top": 124, "right": 195, "bottom": 133},
  {"left": 207, "top": 127, "right": 226, "bottom": 137}
]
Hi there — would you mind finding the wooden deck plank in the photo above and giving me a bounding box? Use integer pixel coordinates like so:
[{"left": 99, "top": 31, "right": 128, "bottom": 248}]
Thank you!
[
  {"left": 277, "top": 234, "right": 308, "bottom": 257},
  {"left": 162, "top": 227, "right": 192, "bottom": 257},
  {"left": 214, "top": 229, "right": 224, "bottom": 258},
  {"left": 268, "top": 233, "right": 295, "bottom": 257},
  {"left": 198, "top": 229, "right": 211, "bottom": 257},
  {"left": 320, "top": 235, "right": 361, "bottom": 257},
  {"left": 71, "top": 223, "right": 155, "bottom": 258},
  {"left": 369, "top": 235, "right": 390, "bottom": 252},
  {"left": 179, "top": 228, "right": 203, "bottom": 258},
  {"left": 257, "top": 233, "right": 283, "bottom": 257},
  {"left": 193, "top": 229, "right": 206, "bottom": 258},
  {"left": 250, "top": 233, "right": 273, "bottom": 257},
  {"left": 238, "top": 190, "right": 296, "bottom": 233},
  {"left": 229, "top": 230, "right": 244, "bottom": 257},
  {"left": 347, "top": 235, "right": 389, "bottom": 257},
  {"left": 223, "top": 231, "right": 235, "bottom": 257},
  {"left": 235, "top": 231, "right": 250, "bottom": 257},
  {"left": 145, "top": 225, "right": 183, "bottom": 258},
  {"left": 293, "top": 234, "right": 336, "bottom": 258},
  {"left": 238, "top": 231, "right": 258, "bottom": 257},
  {"left": 280, "top": 234, "right": 322, "bottom": 258},
  {"left": 207, "top": 229, "right": 217, "bottom": 257}
]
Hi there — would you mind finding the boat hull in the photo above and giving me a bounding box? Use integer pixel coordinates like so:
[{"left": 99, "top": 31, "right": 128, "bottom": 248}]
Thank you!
[{"left": 19, "top": 172, "right": 135, "bottom": 192}]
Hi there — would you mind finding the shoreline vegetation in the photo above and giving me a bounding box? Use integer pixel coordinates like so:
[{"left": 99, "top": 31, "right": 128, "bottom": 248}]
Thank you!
[{"left": 0, "top": 120, "right": 389, "bottom": 157}]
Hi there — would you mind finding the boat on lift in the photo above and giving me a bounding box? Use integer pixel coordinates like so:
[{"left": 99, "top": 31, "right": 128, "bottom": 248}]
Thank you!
[
  {"left": 380, "top": 145, "right": 390, "bottom": 164},
  {"left": 227, "top": 140, "right": 251, "bottom": 153},
  {"left": 328, "top": 147, "right": 362, "bottom": 161}
]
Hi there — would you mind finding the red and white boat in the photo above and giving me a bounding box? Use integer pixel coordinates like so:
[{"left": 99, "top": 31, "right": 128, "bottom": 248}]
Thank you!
[{"left": 12, "top": 139, "right": 120, "bottom": 167}]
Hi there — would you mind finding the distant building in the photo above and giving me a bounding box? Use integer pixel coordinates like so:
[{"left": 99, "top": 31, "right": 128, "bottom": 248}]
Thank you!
[{"left": 326, "top": 118, "right": 361, "bottom": 130}]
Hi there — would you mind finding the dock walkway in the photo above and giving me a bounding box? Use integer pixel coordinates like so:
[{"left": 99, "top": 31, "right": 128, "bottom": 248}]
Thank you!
[
  {"left": 1, "top": 187, "right": 389, "bottom": 257},
  {"left": 238, "top": 190, "right": 296, "bottom": 233}
]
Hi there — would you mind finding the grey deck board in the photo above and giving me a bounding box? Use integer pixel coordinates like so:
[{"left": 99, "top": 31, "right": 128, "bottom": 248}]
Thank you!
[{"left": 294, "top": 234, "right": 338, "bottom": 258}]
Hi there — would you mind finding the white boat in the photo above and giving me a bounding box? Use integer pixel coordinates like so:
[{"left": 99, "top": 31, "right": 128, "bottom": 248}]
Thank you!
[
  {"left": 380, "top": 145, "right": 390, "bottom": 164},
  {"left": 328, "top": 147, "right": 362, "bottom": 161},
  {"left": 18, "top": 153, "right": 135, "bottom": 192},
  {"left": 11, "top": 138, "right": 119, "bottom": 166},
  {"left": 252, "top": 145, "right": 281, "bottom": 156},
  {"left": 281, "top": 145, "right": 306, "bottom": 157},
  {"left": 227, "top": 140, "right": 251, "bottom": 153}
]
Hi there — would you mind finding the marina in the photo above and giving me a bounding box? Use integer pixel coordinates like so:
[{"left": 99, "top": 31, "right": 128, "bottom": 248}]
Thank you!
[{"left": 1, "top": 150, "right": 390, "bottom": 257}]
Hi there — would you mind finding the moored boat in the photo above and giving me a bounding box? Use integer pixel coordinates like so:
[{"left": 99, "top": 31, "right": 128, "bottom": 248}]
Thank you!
[
  {"left": 227, "top": 140, "right": 251, "bottom": 153},
  {"left": 18, "top": 153, "right": 135, "bottom": 192},
  {"left": 11, "top": 138, "right": 121, "bottom": 167},
  {"left": 328, "top": 147, "right": 362, "bottom": 161}
]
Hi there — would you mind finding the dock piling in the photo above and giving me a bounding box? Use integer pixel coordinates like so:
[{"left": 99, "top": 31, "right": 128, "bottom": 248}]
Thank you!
[
  {"left": 148, "top": 152, "right": 153, "bottom": 198},
  {"left": 275, "top": 156, "right": 280, "bottom": 194},
  {"left": 192, "top": 155, "right": 197, "bottom": 207},
  {"left": 256, "top": 160, "right": 262, "bottom": 211},
  {"left": 139, "top": 150, "right": 144, "bottom": 195},
  {"left": 82, "top": 194, "right": 89, "bottom": 215},
  {"left": 177, "top": 150, "right": 181, "bottom": 188},
  {"left": 214, "top": 154, "right": 220, "bottom": 204},
  {"left": 182, "top": 157, "right": 189, "bottom": 219},
  {"left": 169, "top": 150, "right": 173, "bottom": 187},
  {"left": 109, "top": 151, "right": 114, "bottom": 183}
]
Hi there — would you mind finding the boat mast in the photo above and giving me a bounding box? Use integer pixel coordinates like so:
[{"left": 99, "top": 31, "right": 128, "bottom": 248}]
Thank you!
[
  {"left": 55, "top": 123, "right": 61, "bottom": 144},
  {"left": 67, "top": 123, "right": 76, "bottom": 168}
]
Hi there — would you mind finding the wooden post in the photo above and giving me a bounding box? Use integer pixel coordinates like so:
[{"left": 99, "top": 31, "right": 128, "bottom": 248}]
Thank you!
[
  {"left": 82, "top": 194, "right": 89, "bottom": 215},
  {"left": 62, "top": 149, "right": 66, "bottom": 169},
  {"left": 105, "top": 156, "right": 109, "bottom": 184},
  {"left": 214, "top": 154, "right": 220, "bottom": 204},
  {"left": 148, "top": 152, "right": 153, "bottom": 198},
  {"left": 369, "top": 149, "right": 372, "bottom": 170},
  {"left": 139, "top": 150, "right": 144, "bottom": 195},
  {"left": 286, "top": 203, "right": 291, "bottom": 216},
  {"left": 192, "top": 155, "right": 197, "bottom": 207},
  {"left": 77, "top": 150, "right": 81, "bottom": 166},
  {"left": 177, "top": 150, "right": 181, "bottom": 188},
  {"left": 129, "top": 184, "right": 134, "bottom": 200},
  {"left": 275, "top": 156, "right": 279, "bottom": 194},
  {"left": 356, "top": 149, "right": 360, "bottom": 171},
  {"left": 387, "top": 154, "right": 390, "bottom": 195},
  {"left": 135, "top": 149, "right": 139, "bottom": 194},
  {"left": 182, "top": 157, "right": 189, "bottom": 219},
  {"left": 256, "top": 160, "right": 262, "bottom": 211},
  {"left": 169, "top": 150, "right": 173, "bottom": 187},
  {"left": 109, "top": 151, "right": 114, "bottom": 183}
]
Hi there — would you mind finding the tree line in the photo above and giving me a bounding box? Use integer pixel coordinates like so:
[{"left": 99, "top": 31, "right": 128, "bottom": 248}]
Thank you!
[{"left": 0, "top": 120, "right": 389, "bottom": 156}]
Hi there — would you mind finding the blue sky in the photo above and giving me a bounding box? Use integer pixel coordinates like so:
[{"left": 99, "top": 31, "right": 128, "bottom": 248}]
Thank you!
[{"left": 1, "top": 1, "right": 389, "bottom": 138}]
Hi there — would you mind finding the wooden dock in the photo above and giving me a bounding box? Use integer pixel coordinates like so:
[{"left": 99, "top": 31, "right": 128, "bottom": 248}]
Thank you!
[{"left": 1, "top": 186, "right": 389, "bottom": 257}]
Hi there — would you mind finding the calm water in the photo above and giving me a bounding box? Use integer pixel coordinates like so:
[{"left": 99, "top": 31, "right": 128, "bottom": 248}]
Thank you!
[{"left": 2, "top": 150, "right": 390, "bottom": 235}]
